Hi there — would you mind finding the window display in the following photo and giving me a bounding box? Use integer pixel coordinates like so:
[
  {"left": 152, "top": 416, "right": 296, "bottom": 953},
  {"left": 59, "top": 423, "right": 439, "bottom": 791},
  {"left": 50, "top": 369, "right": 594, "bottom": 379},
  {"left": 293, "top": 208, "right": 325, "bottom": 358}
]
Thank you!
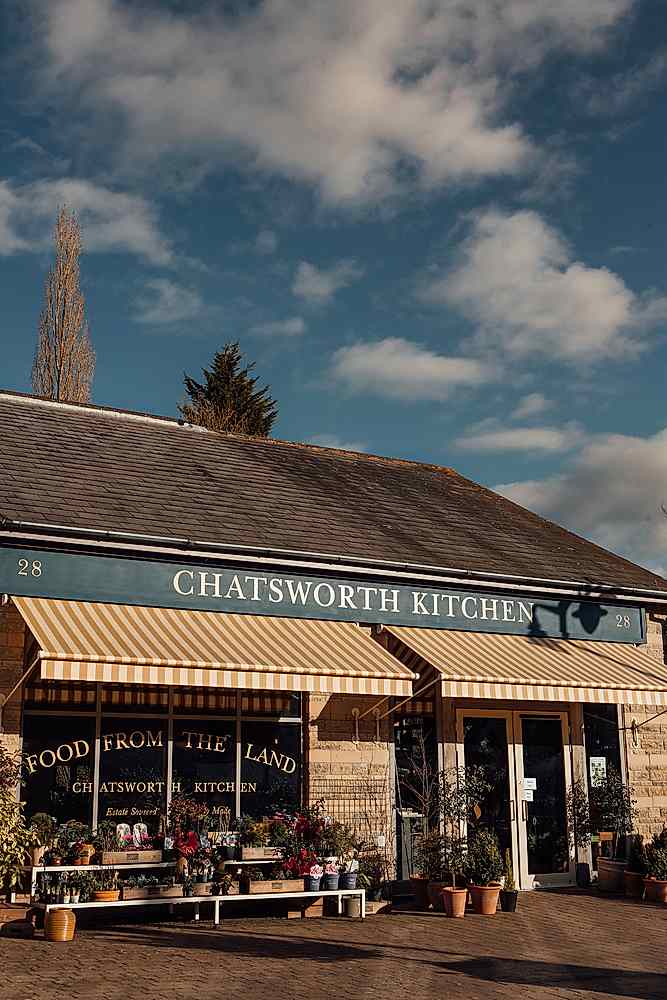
[{"left": 21, "top": 715, "right": 95, "bottom": 824}]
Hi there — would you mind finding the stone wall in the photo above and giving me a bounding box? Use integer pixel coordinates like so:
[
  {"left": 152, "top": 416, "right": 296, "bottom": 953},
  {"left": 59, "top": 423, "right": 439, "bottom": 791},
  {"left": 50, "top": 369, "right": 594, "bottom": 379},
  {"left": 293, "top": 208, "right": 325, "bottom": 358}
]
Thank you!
[
  {"left": 306, "top": 693, "right": 394, "bottom": 855},
  {"left": 0, "top": 599, "right": 26, "bottom": 756},
  {"left": 624, "top": 613, "right": 667, "bottom": 838}
]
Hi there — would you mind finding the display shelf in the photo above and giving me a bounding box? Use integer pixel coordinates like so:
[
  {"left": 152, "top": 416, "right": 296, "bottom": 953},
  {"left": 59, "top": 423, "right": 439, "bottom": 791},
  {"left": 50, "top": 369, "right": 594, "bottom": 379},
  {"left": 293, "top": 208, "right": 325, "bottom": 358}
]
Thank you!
[{"left": 23, "top": 861, "right": 176, "bottom": 874}]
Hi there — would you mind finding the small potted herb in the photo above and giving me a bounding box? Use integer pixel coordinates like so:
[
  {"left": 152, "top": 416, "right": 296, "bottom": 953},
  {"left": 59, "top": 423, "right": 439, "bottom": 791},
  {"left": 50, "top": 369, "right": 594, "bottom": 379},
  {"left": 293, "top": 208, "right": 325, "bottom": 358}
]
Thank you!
[{"left": 500, "top": 849, "right": 518, "bottom": 912}]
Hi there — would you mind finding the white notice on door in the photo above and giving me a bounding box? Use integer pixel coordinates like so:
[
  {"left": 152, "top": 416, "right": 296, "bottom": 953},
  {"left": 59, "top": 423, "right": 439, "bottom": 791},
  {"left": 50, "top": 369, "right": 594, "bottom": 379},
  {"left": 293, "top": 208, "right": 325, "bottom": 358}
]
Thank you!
[
  {"left": 589, "top": 756, "right": 607, "bottom": 787},
  {"left": 523, "top": 777, "right": 537, "bottom": 790},
  {"left": 523, "top": 789, "right": 534, "bottom": 802}
]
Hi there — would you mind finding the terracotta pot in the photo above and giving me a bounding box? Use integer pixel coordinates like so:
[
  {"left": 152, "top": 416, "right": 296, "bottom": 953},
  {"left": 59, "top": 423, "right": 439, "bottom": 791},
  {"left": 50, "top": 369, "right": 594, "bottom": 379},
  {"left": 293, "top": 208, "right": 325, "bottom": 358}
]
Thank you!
[
  {"left": 624, "top": 870, "right": 645, "bottom": 898},
  {"left": 45, "top": 908, "right": 76, "bottom": 942},
  {"left": 469, "top": 884, "right": 501, "bottom": 916},
  {"left": 652, "top": 879, "right": 667, "bottom": 904},
  {"left": 92, "top": 890, "right": 120, "bottom": 902},
  {"left": 597, "top": 858, "right": 625, "bottom": 892},
  {"left": 442, "top": 887, "right": 467, "bottom": 918},
  {"left": 427, "top": 881, "right": 448, "bottom": 912},
  {"left": 410, "top": 876, "right": 430, "bottom": 910},
  {"left": 643, "top": 877, "right": 657, "bottom": 902}
]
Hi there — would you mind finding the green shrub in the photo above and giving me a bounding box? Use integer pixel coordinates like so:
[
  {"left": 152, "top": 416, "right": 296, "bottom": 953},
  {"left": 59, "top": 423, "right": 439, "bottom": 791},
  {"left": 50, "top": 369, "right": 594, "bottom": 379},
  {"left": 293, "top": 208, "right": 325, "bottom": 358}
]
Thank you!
[
  {"left": 465, "top": 829, "right": 503, "bottom": 886},
  {"left": 647, "top": 846, "right": 667, "bottom": 881}
]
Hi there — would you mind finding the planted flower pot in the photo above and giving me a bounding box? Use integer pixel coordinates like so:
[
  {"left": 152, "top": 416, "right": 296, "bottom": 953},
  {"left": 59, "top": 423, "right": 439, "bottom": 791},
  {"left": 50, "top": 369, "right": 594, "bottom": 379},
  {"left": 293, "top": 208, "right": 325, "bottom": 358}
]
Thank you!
[
  {"left": 410, "top": 876, "right": 430, "bottom": 910},
  {"left": 469, "top": 885, "right": 501, "bottom": 915},
  {"left": 624, "top": 871, "right": 645, "bottom": 898},
  {"left": 597, "top": 858, "right": 625, "bottom": 892},
  {"left": 93, "top": 889, "right": 120, "bottom": 902},
  {"left": 322, "top": 874, "right": 339, "bottom": 891},
  {"left": 304, "top": 876, "right": 322, "bottom": 892},
  {"left": 442, "top": 887, "right": 467, "bottom": 918},
  {"left": 500, "top": 889, "right": 518, "bottom": 912},
  {"left": 339, "top": 872, "right": 357, "bottom": 890}
]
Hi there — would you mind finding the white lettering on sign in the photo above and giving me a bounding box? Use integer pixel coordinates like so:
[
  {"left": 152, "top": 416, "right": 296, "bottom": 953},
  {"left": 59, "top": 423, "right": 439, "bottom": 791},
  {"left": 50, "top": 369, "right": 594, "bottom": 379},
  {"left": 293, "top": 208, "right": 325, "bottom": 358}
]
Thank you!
[{"left": 244, "top": 742, "right": 297, "bottom": 774}]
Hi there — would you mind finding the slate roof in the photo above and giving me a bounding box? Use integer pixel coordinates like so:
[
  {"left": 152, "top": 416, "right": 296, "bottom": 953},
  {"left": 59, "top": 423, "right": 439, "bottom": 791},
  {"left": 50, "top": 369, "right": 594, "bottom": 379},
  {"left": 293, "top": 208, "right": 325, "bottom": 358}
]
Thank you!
[{"left": 1, "top": 390, "right": 665, "bottom": 594}]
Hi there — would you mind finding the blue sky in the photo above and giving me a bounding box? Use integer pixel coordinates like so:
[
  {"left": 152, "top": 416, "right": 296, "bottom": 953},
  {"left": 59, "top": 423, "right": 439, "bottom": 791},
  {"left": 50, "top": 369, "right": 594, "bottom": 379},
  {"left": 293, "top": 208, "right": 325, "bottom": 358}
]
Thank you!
[{"left": 2, "top": 1, "right": 667, "bottom": 573}]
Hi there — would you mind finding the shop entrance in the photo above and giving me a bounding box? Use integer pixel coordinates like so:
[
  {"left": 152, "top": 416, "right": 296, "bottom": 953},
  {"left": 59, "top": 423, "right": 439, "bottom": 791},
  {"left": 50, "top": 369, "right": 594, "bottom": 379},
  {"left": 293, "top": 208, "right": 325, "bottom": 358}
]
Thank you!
[{"left": 456, "top": 709, "right": 575, "bottom": 890}]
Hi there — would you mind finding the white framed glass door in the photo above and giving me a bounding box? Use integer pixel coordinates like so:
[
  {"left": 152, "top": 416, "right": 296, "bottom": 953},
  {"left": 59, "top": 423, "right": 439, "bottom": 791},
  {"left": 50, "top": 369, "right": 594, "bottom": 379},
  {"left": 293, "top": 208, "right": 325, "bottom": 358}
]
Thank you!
[{"left": 456, "top": 708, "right": 575, "bottom": 890}]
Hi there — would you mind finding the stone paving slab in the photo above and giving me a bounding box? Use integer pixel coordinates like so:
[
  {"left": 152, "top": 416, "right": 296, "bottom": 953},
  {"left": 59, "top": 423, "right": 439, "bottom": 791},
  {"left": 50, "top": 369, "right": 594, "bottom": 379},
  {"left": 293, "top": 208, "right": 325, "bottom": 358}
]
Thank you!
[{"left": 2, "top": 890, "right": 666, "bottom": 1000}]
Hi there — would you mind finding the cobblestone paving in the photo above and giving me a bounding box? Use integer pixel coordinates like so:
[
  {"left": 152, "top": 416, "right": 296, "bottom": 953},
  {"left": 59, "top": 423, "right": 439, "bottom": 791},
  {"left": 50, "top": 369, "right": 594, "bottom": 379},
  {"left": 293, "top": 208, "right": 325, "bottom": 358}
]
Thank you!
[{"left": 2, "top": 890, "right": 666, "bottom": 1000}]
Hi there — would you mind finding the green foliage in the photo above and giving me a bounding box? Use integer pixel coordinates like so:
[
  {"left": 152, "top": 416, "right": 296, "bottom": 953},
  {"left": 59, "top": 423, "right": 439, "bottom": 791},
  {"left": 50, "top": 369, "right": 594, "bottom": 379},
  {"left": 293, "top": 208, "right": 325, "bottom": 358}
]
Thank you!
[
  {"left": 168, "top": 796, "right": 210, "bottom": 834},
  {"left": 647, "top": 846, "right": 667, "bottom": 881},
  {"left": 29, "top": 812, "right": 57, "bottom": 846},
  {"left": 414, "top": 831, "right": 448, "bottom": 880},
  {"left": 626, "top": 834, "right": 648, "bottom": 875},
  {"left": 0, "top": 744, "right": 32, "bottom": 894},
  {"left": 503, "top": 848, "right": 516, "bottom": 891},
  {"left": 440, "top": 765, "right": 492, "bottom": 834},
  {"left": 180, "top": 342, "right": 278, "bottom": 437},
  {"left": 465, "top": 829, "right": 503, "bottom": 887},
  {"left": 93, "top": 821, "right": 122, "bottom": 853}
]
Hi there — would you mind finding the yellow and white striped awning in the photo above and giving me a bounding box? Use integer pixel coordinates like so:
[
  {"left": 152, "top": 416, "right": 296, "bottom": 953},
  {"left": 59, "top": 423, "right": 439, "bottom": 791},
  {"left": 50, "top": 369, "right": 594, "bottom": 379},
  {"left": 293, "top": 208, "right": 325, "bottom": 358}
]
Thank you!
[
  {"left": 12, "top": 597, "right": 416, "bottom": 697},
  {"left": 383, "top": 625, "right": 667, "bottom": 705}
]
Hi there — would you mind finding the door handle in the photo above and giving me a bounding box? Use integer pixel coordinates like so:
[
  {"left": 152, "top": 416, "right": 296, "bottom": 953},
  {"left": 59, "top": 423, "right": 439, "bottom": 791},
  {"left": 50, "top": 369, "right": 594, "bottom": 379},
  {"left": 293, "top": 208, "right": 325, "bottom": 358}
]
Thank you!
[{"left": 521, "top": 800, "right": 528, "bottom": 822}]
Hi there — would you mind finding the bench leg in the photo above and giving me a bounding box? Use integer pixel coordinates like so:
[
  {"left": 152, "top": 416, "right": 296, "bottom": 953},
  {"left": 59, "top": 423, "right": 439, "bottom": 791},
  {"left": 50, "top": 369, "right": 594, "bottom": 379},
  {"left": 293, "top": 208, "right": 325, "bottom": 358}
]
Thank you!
[
  {"left": 214, "top": 899, "right": 219, "bottom": 926},
  {"left": 336, "top": 893, "right": 342, "bottom": 916},
  {"left": 360, "top": 891, "right": 365, "bottom": 921},
  {"left": 194, "top": 902, "right": 200, "bottom": 921}
]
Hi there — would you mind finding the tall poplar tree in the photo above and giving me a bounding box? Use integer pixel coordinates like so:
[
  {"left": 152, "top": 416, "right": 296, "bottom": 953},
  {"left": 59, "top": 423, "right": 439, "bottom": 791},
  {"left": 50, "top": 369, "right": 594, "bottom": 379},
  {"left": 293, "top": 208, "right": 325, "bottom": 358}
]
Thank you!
[
  {"left": 180, "top": 342, "right": 278, "bottom": 437},
  {"left": 32, "top": 206, "right": 95, "bottom": 403}
]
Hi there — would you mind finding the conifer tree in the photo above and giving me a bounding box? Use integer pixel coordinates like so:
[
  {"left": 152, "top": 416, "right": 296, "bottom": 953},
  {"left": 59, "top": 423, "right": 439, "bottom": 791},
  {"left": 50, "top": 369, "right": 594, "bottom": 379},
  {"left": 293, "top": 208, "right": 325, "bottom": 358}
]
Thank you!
[{"left": 180, "top": 342, "right": 278, "bottom": 437}]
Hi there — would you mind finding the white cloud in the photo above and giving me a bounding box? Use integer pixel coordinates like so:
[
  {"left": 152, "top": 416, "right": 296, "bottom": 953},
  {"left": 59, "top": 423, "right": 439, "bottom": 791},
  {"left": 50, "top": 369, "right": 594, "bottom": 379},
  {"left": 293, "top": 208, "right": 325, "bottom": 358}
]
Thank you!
[
  {"left": 423, "top": 209, "right": 667, "bottom": 363},
  {"left": 34, "top": 0, "right": 634, "bottom": 203},
  {"left": 134, "top": 278, "right": 204, "bottom": 325},
  {"left": 496, "top": 428, "right": 667, "bottom": 570},
  {"left": 331, "top": 337, "right": 494, "bottom": 401},
  {"left": 250, "top": 316, "right": 305, "bottom": 336},
  {"left": 0, "top": 176, "right": 173, "bottom": 264},
  {"left": 455, "top": 422, "right": 584, "bottom": 454},
  {"left": 511, "top": 393, "right": 553, "bottom": 421},
  {"left": 256, "top": 229, "right": 278, "bottom": 254},
  {"left": 307, "top": 433, "right": 368, "bottom": 452},
  {"left": 293, "top": 259, "right": 363, "bottom": 304}
]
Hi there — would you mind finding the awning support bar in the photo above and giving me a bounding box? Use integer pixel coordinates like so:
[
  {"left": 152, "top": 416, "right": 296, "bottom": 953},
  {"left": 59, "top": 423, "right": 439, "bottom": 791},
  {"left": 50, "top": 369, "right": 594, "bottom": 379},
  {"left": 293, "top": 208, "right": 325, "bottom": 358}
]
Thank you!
[
  {"left": 376, "top": 675, "right": 442, "bottom": 722},
  {"left": 0, "top": 654, "right": 40, "bottom": 733}
]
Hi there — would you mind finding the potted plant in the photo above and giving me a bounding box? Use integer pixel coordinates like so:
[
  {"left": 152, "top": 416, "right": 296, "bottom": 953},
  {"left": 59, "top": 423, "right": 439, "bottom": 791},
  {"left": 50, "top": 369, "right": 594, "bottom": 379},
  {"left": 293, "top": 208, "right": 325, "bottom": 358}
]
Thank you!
[
  {"left": 465, "top": 830, "right": 503, "bottom": 915},
  {"left": 413, "top": 831, "right": 447, "bottom": 910},
  {"left": 590, "top": 767, "right": 635, "bottom": 892},
  {"left": 213, "top": 872, "right": 233, "bottom": 896},
  {"left": 567, "top": 778, "right": 593, "bottom": 887},
  {"left": 441, "top": 839, "right": 468, "bottom": 918},
  {"left": 500, "top": 849, "right": 518, "bottom": 912},
  {"left": 322, "top": 860, "right": 339, "bottom": 891},
  {"left": 91, "top": 868, "right": 120, "bottom": 902},
  {"left": 339, "top": 856, "right": 359, "bottom": 890},
  {"left": 28, "top": 813, "right": 57, "bottom": 867},
  {"left": 645, "top": 844, "right": 667, "bottom": 904},
  {"left": 358, "top": 853, "right": 386, "bottom": 902},
  {"left": 304, "top": 863, "right": 323, "bottom": 892},
  {"left": 624, "top": 834, "right": 647, "bottom": 898}
]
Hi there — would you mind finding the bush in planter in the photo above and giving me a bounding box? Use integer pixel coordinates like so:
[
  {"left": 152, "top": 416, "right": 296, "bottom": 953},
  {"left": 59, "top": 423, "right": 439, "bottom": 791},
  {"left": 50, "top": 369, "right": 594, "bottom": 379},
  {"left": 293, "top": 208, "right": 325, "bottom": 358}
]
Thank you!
[
  {"left": 0, "top": 744, "right": 33, "bottom": 899},
  {"left": 500, "top": 849, "right": 518, "bottom": 912},
  {"left": 465, "top": 830, "right": 503, "bottom": 916},
  {"left": 589, "top": 766, "right": 635, "bottom": 861}
]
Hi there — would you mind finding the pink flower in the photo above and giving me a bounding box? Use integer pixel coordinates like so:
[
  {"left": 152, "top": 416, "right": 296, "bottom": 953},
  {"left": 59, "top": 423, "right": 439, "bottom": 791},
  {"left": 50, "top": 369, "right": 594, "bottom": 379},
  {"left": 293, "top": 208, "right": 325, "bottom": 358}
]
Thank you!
[
  {"left": 308, "top": 864, "right": 323, "bottom": 879},
  {"left": 324, "top": 861, "right": 339, "bottom": 875}
]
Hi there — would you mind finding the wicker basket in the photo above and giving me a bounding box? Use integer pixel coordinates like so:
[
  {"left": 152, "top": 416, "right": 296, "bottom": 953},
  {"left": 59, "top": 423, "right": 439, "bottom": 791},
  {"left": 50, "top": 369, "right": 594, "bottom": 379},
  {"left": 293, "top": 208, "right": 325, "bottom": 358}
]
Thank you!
[{"left": 45, "top": 909, "right": 76, "bottom": 942}]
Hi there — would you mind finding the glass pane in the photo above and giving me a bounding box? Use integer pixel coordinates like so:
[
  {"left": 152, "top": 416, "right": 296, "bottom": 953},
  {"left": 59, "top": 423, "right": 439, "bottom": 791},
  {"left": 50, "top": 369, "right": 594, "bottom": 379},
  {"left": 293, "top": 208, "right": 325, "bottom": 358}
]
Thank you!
[
  {"left": 521, "top": 717, "right": 568, "bottom": 874},
  {"left": 583, "top": 704, "right": 621, "bottom": 787},
  {"left": 172, "top": 720, "right": 236, "bottom": 822},
  {"left": 240, "top": 720, "right": 301, "bottom": 817},
  {"left": 21, "top": 715, "right": 95, "bottom": 825},
  {"left": 98, "top": 717, "right": 167, "bottom": 838},
  {"left": 463, "top": 716, "right": 512, "bottom": 857}
]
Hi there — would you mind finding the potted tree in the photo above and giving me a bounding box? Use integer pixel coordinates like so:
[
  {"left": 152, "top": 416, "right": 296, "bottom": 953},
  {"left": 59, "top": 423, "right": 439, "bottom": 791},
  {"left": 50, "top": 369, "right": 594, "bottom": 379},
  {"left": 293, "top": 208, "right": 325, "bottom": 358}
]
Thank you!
[
  {"left": 590, "top": 767, "right": 635, "bottom": 892},
  {"left": 500, "top": 849, "right": 518, "bottom": 912},
  {"left": 567, "top": 778, "right": 593, "bottom": 887},
  {"left": 465, "top": 830, "right": 503, "bottom": 915},
  {"left": 441, "top": 839, "right": 468, "bottom": 918},
  {"left": 414, "top": 831, "right": 447, "bottom": 909}
]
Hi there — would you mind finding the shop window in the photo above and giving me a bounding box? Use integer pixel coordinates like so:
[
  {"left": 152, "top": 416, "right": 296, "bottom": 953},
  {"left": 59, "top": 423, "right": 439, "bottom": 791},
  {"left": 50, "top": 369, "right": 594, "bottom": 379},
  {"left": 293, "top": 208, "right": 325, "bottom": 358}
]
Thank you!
[
  {"left": 101, "top": 684, "right": 168, "bottom": 713},
  {"left": 172, "top": 720, "right": 236, "bottom": 823},
  {"left": 240, "top": 720, "right": 301, "bottom": 817},
  {"left": 240, "top": 691, "right": 301, "bottom": 718},
  {"left": 23, "top": 681, "right": 97, "bottom": 711},
  {"left": 21, "top": 715, "right": 95, "bottom": 825},
  {"left": 583, "top": 705, "right": 622, "bottom": 787},
  {"left": 173, "top": 689, "right": 236, "bottom": 715},
  {"left": 98, "top": 717, "right": 167, "bottom": 837}
]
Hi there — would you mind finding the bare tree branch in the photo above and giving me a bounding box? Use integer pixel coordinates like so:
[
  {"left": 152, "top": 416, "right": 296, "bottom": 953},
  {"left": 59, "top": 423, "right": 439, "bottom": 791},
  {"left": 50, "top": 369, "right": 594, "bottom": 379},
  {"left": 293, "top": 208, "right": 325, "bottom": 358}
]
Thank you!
[{"left": 32, "top": 206, "right": 95, "bottom": 403}]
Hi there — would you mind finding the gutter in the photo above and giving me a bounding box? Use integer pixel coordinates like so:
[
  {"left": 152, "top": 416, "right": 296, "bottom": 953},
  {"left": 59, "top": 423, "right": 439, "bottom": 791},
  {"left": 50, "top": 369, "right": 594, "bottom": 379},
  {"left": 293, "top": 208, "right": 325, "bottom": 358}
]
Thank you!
[{"left": 2, "top": 517, "right": 667, "bottom": 606}]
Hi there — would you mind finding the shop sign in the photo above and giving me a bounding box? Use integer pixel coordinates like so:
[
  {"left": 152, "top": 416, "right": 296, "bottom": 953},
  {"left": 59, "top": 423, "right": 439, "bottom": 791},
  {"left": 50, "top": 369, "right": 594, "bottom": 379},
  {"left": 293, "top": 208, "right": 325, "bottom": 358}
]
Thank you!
[{"left": 0, "top": 545, "right": 645, "bottom": 643}]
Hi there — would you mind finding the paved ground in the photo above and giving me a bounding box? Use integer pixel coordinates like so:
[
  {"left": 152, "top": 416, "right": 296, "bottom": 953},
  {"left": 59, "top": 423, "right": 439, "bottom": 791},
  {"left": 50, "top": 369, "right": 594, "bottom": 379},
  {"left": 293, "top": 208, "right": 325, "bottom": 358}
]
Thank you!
[{"left": 2, "top": 890, "right": 666, "bottom": 1000}]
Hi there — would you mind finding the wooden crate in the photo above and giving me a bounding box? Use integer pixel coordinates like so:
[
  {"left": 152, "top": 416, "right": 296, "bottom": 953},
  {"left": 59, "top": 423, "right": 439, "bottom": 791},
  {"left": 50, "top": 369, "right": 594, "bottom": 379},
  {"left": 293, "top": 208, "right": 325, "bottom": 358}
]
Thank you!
[
  {"left": 288, "top": 901, "right": 323, "bottom": 919},
  {"left": 121, "top": 885, "right": 182, "bottom": 900},
  {"left": 191, "top": 882, "right": 213, "bottom": 896},
  {"left": 101, "top": 850, "right": 163, "bottom": 865},
  {"left": 238, "top": 878, "right": 297, "bottom": 895},
  {"left": 240, "top": 847, "right": 282, "bottom": 861}
]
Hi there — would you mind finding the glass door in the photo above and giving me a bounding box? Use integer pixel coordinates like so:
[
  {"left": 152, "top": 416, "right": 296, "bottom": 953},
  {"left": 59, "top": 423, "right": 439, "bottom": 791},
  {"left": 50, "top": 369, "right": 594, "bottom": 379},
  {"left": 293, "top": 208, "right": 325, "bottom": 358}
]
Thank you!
[
  {"left": 455, "top": 711, "right": 520, "bottom": 878},
  {"left": 456, "top": 709, "right": 574, "bottom": 890},
  {"left": 513, "top": 712, "right": 575, "bottom": 888}
]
